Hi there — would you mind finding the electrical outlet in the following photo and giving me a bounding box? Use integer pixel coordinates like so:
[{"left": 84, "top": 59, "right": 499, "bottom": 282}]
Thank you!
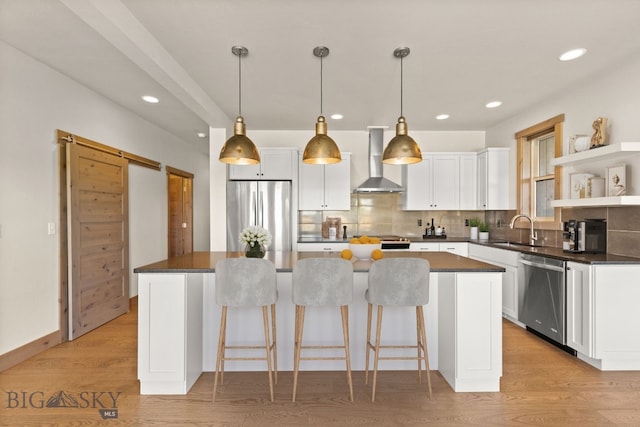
[
  {"left": 464, "top": 218, "right": 469, "bottom": 226},
  {"left": 417, "top": 219, "right": 422, "bottom": 227}
]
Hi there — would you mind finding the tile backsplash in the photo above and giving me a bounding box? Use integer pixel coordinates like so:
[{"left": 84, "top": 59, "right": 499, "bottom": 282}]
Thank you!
[
  {"left": 299, "top": 193, "right": 485, "bottom": 240},
  {"left": 299, "top": 193, "right": 640, "bottom": 258}
]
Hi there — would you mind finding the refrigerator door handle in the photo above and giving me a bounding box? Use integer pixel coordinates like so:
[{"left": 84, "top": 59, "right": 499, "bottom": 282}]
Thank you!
[{"left": 257, "top": 190, "right": 263, "bottom": 226}]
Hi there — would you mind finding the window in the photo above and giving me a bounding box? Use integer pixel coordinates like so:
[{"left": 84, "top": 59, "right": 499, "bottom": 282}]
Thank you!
[{"left": 515, "top": 114, "right": 563, "bottom": 230}]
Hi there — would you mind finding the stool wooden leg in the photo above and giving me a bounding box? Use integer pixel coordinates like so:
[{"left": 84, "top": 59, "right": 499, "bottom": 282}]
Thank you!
[
  {"left": 213, "top": 306, "right": 228, "bottom": 402},
  {"left": 262, "top": 306, "right": 274, "bottom": 402},
  {"left": 417, "top": 305, "right": 432, "bottom": 399},
  {"left": 292, "top": 305, "right": 305, "bottom": 402},
  {"left": 271, "top": 303, "right": 278, "bottom": 384},
  {"left": 365, "top": 302, "right": 372, "bottom": 385},
  {"left": 341, "top": 305, "right": 354, "bottom": 402},
  {"left": 371, "top": 305, "right": 383, "bottom": 402},
  {"left": 416, "top": 306, "right": 423, "bottom": 384}
]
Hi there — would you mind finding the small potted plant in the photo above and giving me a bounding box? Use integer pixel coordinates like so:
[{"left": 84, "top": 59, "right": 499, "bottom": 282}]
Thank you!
[
  {"left": 469, "top": 218, "right": 480, "bottom": 240},
  {"left": 478, "top": 222, "right": 490, "bottom": 241}
]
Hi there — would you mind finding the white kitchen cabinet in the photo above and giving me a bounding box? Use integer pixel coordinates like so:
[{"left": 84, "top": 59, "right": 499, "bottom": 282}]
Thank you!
[
  {"left": 566, "top": 262, "right": 592, "bottom": 357},
  {"left": 459, "top": 154, "right": 477, "bottom": 210},
  {"left": 229, "top": 148, "right": 296, "bottom": 180},
  {"left": 409, "top": 242, "right": 468, "bottom": 257},
  {"left": 298, "top": 152, "right": 351, "bottom": 210},
  {"left": 468, "top": 243, "right": 521, "bottom": 323},
  {"left": 409, "top": 242, "right": 440, "bottom": 252},
  {"left": 590, "top": 264, "right": 640, "bottom": 370},
  {"left": 296, "top": 242, "right": 348, "bottom": 252},
  {"left": 439, "top": 242, "right": 469, "bottom": 257},
  {"left": 477, "top": 148, "right": 510, "bottom": 210},
  {"left": 402, "top": 154, "right": 460, "bottom": 210}
]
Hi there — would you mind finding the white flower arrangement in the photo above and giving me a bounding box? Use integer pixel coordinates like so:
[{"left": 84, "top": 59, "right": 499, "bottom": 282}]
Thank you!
[{"left": 239, "top": 225, "right": 272, "bottom": 248}]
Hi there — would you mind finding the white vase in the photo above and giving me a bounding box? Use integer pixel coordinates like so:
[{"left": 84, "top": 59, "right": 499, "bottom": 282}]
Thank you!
[
  {"left": 470, "top": 227, "right": 478, "bottom": 240},
  {"left": 479, "top": 231, "right": 489, "bottom": 241}
]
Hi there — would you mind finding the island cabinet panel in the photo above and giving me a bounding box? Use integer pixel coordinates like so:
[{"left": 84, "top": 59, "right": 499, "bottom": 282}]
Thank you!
[
  {"left": 438, "top": 272, "right": 502, "bottom": 392},
  {"left": 138, "top": 273, "right": 203, "bottom": 394}
]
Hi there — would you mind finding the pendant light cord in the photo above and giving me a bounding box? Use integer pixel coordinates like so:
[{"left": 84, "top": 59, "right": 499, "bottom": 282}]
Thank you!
[
  {"left": 238, "top": 51, "right": 242, "bottom": 116},
  {"left": 320, "top": 53, "right": 324, "bottom": 116},
  {"left": 400, "top": 54, "right": 404, "bottom": 117}
]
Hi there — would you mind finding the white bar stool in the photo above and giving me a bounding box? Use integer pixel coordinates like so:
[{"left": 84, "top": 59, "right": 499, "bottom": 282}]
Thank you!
[
  {"left": 365, "top": 257, "right": 432, "bottom": 402},
  {"left": 292, "top": 257, "right": 354, "bottom": 402},
  {"left": 213, "top": 258, "right": 278, "bottom": 402}
]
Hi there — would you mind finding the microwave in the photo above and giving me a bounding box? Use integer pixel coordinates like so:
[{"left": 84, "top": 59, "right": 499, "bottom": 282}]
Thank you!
[{"left": 564, "top": 219, "right": 607, "bottom": 253}]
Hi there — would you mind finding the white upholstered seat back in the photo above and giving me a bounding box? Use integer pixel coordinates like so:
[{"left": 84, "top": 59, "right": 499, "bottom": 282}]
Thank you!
[
  {"left": 215, "top": 258, "right": 278, "bottom": 307},
  {"left": 292, "top": 258, "right": 353, "bottom": 306},
  {"left": 367, "top": 258, "right": 430, "bottom": 306}
]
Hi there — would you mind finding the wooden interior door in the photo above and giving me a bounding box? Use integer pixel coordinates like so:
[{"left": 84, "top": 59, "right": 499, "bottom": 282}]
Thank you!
[
  {"left": 167, "top": 166, "right": 193, "bottom": 257},
  {"left": 67, "top": 144, "right": 129, "bottom": 340}
]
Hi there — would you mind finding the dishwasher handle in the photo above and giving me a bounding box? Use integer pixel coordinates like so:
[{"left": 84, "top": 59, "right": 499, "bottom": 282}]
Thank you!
[{"left": 520, "top": 258, "right": 565, "bottom": 272}]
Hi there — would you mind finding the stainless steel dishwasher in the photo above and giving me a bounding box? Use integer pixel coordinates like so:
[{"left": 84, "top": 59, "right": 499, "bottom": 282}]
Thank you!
[{"left": 519, "top": 253, "right": 574, "bottom": 354}]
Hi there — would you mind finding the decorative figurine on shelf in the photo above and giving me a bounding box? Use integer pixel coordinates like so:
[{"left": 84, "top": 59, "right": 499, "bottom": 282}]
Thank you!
[
  {"left": 590, "top": 117, "right": 608, "bottom": 148},
  {"left": 611, "top": 173, "right": 626, "bottom": 196}
]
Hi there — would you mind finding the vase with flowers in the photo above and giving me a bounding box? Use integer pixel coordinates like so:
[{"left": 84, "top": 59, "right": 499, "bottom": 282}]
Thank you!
[{"left": 240, "top": 225, "right": 272, "bottom": 258}]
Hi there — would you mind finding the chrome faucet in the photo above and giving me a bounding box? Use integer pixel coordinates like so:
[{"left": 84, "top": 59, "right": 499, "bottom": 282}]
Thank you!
[{"left": 509, "top": 214, "right": 538, "bottom": 246}]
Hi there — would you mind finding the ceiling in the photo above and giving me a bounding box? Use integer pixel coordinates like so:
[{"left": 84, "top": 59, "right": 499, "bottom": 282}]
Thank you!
[{"left": 2, "top": 0, "right": 640, "bottom": 147}]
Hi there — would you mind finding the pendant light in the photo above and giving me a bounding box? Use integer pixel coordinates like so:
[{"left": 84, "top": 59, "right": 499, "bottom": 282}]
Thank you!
[
  {"left": 382, "top": 47, "right": 422, "bottom": 165},
  {"left": 302, "top": 46, "right": 341, "bottom": 164},
  {"left": 219, "top": 46, "right": 260, "bottom": 165}
]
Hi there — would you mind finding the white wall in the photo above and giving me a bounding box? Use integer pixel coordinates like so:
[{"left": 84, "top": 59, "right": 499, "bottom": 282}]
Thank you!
[
  {"left": 486, "top": 56, "right": 640, "bottom": 205},
  {"left": 0, "top": 41, "right": 210, "bottom": 355}
]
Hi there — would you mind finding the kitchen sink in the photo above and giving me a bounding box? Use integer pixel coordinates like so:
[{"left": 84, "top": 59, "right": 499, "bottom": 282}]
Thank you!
[{"left": 491, "top": 241, "right": 539, "bottom": 248}]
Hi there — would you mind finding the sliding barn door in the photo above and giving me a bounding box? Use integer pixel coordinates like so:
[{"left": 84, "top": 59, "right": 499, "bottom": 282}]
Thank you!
[{"left": 67, "top": 144, "right": 129, "bottom": 339}]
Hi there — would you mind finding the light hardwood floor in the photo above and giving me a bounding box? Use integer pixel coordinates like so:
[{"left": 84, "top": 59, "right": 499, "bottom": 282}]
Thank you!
[{"left": 2, "top": 298, "right": 640, "bottom": 426}]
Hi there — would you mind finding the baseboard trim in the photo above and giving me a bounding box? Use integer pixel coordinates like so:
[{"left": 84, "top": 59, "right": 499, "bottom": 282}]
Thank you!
[{"left": 0, "top": 330, "right": 61, "bottom": 372}]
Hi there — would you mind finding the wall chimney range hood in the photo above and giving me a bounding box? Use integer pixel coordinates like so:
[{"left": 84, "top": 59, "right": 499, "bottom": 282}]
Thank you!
[{"left": 353, "top": 128, "right": 404, "bottom": 193}]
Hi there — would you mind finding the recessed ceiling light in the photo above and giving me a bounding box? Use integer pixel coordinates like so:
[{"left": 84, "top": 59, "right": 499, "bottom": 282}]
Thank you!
[
  {"left": 142, "top": 95, "right": 159, "bottom": 103},
  {"left": 486, "top": 101, "right": 502, "bottom": 109},
  {"left": 559, "top": 48, "right": 587, "bottom": 61},
  {"left": 436, "top": 114, "right": 450, "bottom": 120},
  {"left": 330, "top": 113, "right": 343, "bottom": 120},
  {"left": 197, "top": 132, "right": 207, "bottom": 138}
]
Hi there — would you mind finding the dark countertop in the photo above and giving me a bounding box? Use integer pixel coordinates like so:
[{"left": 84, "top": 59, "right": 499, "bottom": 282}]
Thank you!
[
  {"left": 134, "top": 251, "right": 505, "bottom": 274},
  {"left": 471, "top": 240, "right": 640, "bottom": 265},
  {"left": 298, "top": 236, "right": 470, "bottom": 243},
  {"left": 298, "top": 236, "right": 640, "bottom": 264}
]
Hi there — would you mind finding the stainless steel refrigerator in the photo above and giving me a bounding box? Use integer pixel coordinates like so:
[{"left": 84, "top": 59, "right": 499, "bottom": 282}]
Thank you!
[{"left": 226, "top": 181, "right": 292, "bottom": 252}]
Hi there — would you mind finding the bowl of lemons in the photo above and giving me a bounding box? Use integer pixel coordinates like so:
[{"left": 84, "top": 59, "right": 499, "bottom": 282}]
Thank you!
[{"left": 344, "top": 235, "right": 384, "bottom": 260}]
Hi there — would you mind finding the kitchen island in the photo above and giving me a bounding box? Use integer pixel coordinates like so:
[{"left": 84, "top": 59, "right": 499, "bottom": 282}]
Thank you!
[{"left": 134, "top": 251, "right": 504, "bottom": 395}]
